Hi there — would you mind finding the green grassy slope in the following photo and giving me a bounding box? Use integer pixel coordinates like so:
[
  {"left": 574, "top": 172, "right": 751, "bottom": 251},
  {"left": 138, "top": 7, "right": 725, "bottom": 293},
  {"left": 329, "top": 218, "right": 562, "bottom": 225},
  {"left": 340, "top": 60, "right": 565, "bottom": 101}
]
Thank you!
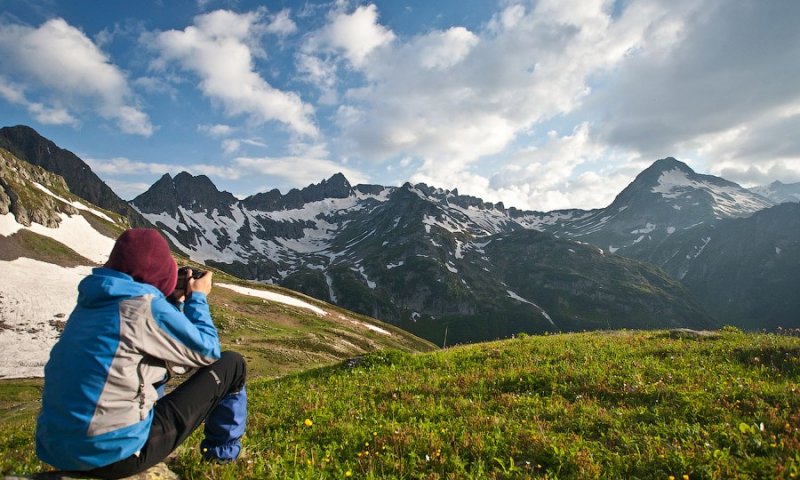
[{"left": 3, "top": 329, "right": 799, "bottom": 479}]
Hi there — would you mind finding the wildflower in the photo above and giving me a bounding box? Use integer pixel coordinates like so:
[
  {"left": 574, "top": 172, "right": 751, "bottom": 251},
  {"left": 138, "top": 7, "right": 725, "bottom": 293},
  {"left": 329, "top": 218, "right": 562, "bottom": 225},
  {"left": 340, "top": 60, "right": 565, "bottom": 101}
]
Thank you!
[
  {"left": 669, "top": 477, "right": 675, "bottom": 480},
  {"left": 345, "top": 470, "right": 353, "bottom": 477},
  {"left": 305, "top": 418, "right": 313, "bottom": 427},
  {"left": 683, "top": 475, "right": 690, "bottom": 480}
]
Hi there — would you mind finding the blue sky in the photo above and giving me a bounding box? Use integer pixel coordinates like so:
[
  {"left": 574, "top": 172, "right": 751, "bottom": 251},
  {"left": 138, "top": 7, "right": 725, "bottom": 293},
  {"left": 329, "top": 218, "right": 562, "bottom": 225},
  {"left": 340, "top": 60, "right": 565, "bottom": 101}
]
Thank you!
[{"left": 1, "top": 0, "right": 798, "bottom": 210}]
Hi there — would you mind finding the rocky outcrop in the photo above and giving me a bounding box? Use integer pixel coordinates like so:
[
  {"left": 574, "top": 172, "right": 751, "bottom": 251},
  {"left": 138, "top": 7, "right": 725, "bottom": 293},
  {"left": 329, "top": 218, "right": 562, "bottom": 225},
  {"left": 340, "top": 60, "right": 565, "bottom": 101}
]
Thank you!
[
  {"left": 0, "top": 125, "right": 150, "bottom": 228},
  {"left": 0, "top": 148, "right": 78, "bottom": 228}
]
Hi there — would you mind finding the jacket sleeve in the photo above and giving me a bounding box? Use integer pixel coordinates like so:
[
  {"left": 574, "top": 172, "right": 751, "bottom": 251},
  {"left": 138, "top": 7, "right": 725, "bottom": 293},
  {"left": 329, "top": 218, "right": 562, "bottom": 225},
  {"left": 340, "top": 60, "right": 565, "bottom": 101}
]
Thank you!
[{"left": 138, "top": 292, "right": 221, "bottom": 367}]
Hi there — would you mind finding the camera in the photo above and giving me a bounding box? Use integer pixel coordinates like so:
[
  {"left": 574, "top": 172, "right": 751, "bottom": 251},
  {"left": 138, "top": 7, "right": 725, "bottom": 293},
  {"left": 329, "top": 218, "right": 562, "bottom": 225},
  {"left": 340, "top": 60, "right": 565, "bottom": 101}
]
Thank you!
[{"left": 167, "top": 266, "right": 207, "bottom": 303}]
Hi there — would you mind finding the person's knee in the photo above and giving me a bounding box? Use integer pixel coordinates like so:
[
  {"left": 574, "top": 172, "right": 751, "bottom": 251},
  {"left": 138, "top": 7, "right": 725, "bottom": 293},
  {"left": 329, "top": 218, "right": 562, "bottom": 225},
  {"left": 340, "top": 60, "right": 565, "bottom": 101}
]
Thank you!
[
  {"left": 218, "top": 351, "right": 246, "bottom": 390},
  {"left": 220, "top": 350, "right": 244, "bottom": 366}
]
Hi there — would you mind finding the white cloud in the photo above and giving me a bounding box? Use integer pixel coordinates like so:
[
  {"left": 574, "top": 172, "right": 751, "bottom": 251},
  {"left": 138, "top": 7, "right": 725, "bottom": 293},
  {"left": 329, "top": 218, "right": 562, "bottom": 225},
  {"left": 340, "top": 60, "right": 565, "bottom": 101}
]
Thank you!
[
  {"left": 221, "top": 137, "right": 268, "bottom": 155},
  {"left": 234, "top": 142, "right": 368, "bottom": 186},
  {"left": 296, "top": 53, "right": 339, "bottom": 104},
  {"left": 330, "top": 0, "right": 656, "bottom": 195},
  {"left": 408, "top": 122, "right": 642, "bottom": 211},
  {"left": 0, "top": 76, "right": 78, "bottom": 126},
  {"left": 104, "top": 179, "right": 156, "bottom": 200},
  {"left": 198, "top": 123, "right": 234, "bottom": 137},
  {"left": 419, "top": 27, "right": 479, "bottom": 70},
  {"left": 592, "top": 0, "right": 800, "bottom": 187},
  {"left": 265, "top": 9, "right": 297, "bottom": 37},
  {"left": 311, "top": 4, "right": 395, "bottom": 68},
  {"left": 85, "top": 156, "right": 241, "bottom": 180},
  {"left": 152, "top": 9, "right": 318, "bottom": 137},
  {"left": 0, "top": 18, "right": 153, "bottom": 135},
  {"left": 490, "top": 123, "right": 647, "bottom": 211}
]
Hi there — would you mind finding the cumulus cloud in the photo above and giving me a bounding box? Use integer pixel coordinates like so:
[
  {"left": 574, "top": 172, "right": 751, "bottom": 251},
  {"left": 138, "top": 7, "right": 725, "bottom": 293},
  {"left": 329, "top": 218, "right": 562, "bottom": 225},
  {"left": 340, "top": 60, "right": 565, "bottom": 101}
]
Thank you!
[
  {"left": 264, "top": 9, "right": 297, "bottom": 37},
  {"left": 151, "top": 9, "right": 318, "bottom": 137},
  {"left": 0, "top": 18, "right": 153, "bottom": 135},
  {"left": 409, "top": 123, "right": 642, "bottom": 211},
  {"left": 486, "top": 124, "right": 644, "bottom": 210},
  {"left": 329, "top": 0, "right": 658, "bottom": 199},
  {"left": 418, "top": 27, "right": 479, "bottom": 70},
  {"left": 312, "top": 4, "right": 395, "bottom": 68},
  {"left": 593, "top": 0, "right": 800, "bottom": 180}
]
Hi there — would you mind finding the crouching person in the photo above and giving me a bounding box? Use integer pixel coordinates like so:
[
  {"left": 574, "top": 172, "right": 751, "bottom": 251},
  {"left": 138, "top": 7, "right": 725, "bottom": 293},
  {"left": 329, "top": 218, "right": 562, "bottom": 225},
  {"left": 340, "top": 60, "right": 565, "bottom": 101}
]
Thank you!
[{"left": 35, "top": 228, "right": 247, "bottom": 479}]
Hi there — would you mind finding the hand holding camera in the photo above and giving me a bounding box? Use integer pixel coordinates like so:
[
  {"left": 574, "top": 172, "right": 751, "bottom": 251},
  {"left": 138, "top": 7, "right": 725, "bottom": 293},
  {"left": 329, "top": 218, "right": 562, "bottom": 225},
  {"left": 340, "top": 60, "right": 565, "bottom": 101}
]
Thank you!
[
  {"left": 168, "top": 266, "right": 212, "bottom": 303},
  {"left": 188, "top": 268, "right": 212, "bottom": 296}
]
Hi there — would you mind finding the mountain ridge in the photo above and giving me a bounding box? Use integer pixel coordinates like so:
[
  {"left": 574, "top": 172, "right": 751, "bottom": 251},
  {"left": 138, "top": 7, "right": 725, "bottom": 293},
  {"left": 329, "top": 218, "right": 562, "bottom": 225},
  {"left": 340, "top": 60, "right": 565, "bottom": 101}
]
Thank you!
[{"left": 6, "top": 125, "right": 798, "bottom": 338}]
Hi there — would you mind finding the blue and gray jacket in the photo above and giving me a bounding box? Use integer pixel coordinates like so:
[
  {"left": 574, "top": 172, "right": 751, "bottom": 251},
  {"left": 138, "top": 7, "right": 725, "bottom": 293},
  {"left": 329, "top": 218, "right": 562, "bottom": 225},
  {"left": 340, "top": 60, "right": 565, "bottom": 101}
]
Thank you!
[{"left": 35, "top": 268, "right": 220, "bottom": 471}]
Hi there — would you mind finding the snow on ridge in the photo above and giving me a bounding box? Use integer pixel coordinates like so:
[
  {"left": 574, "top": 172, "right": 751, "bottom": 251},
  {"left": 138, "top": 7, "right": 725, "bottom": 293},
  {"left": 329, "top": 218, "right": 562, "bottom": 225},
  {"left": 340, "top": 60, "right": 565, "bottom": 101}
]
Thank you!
[
  {"left": 631, "top": 223, "right": 656, "bottom": 235},
  {"left": 216, "top": 282, "right": 327, "bottom": 316},
  {"left": 0, "top": 212, "right": 114, "bottom": 264},
  {"left": 422, "top": 214, "right": 463, "bottom": 234},
  {"left": 324, "top": 272, "right": 338, "bottom": 303},
  {"left": 686, "top": 236, "right": 712, "bottom": 259},
  {"left": 447, "top": 204, "right": 511, "bottom": 236},
  {"left": 33, "top": 183, "right": 116, "bottom": 223},
  {"left": 652, "top": 168, "right": 771, "bottom": 217},
  {"left": 0, "top": 258, "right": 93, "bottom": 378},
  {"left": 352, "top": 320, "right": 392, "bottom": 336},
  {"left": 352, "top": 265, "right": 377, "bottom": 289},
  {"left": 506, "top": 290, "right": 557, "bottom": 328},
  {"left": 515, "top": 210, "right": 592, "bottom": 230}
]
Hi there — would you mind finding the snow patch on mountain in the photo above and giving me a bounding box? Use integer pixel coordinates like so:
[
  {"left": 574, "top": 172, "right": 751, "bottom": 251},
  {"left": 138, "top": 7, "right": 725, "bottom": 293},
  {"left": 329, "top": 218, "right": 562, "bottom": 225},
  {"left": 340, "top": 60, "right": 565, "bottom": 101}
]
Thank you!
[
  {"left": 216, "top": 283, "right": 327, "bottom": 316},
  {"left": 33, "top": 182, "right": 116, "bottom": 223},
  {"left": 353, "top": 266, "right": 377, "bottom": 289},
  {"left": 0, "top": 258, "right": 93, "bottom": 378},
  {"left": 652, "top": 168, "right": 771, "bottom": 218},
  {"left": 0, "top": 212, "right": 114, "bottom": 264},
  {"left": 352, "top": 320, "right": 391, "bottom": 336},
  {"left": 686, "top": 237, "right": 712, "bottom": 260},
  {"left": 324, "top": 272, "right": 338, "bottom": 303},
  {"left": 506, "top": 290, "right": 557, "bottom": 328}
]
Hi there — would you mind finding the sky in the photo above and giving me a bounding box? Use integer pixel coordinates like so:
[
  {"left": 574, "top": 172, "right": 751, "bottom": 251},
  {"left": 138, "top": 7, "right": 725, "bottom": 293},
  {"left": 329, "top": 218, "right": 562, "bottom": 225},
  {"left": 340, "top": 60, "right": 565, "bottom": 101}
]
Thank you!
[{"left": 0, "top": 0, "right": 798, "bottom": 211}]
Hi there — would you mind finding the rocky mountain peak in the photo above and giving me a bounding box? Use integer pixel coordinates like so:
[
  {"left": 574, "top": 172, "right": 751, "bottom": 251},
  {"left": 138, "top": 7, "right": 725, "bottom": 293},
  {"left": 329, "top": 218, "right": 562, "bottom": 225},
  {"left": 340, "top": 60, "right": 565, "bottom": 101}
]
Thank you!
[
  {"left": 133, "top": 171, "right": 238, "bottom": 217},
  {"left": 607, "top": 157, "right": 771, "bottom": 220},
  {"left": 132, "top": 173, "right": 178, "bottom": 216}
]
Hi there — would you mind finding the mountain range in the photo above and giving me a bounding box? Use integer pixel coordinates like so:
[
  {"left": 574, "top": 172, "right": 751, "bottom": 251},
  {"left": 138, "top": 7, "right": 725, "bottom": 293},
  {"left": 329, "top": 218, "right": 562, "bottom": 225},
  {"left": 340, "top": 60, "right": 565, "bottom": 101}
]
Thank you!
[{"left": 2, "top": 125, "right": 798, "bottom": 344}]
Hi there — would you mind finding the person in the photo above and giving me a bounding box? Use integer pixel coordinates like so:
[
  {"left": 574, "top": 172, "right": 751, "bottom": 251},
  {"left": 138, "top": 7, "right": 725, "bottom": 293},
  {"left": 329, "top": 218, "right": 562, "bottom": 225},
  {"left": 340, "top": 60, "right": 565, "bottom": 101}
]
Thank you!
[{"left": 35, "top": 228, "right": 247, "bottom": 479}]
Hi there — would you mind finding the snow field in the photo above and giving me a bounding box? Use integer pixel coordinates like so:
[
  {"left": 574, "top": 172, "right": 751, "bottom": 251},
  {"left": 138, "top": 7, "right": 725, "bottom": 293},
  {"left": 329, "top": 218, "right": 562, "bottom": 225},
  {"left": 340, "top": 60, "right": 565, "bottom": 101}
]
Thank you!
[
  {"left": 216, "top": 282, "right": 327, "bottom": 316},
  {"left": 0, "top": 258, "right": 93, "bottom": 378}
]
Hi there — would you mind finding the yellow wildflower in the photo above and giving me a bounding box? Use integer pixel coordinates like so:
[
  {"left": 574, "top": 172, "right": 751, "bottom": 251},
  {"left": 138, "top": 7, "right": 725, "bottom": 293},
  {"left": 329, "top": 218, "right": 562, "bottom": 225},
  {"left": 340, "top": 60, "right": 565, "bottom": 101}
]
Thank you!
[{"left": 304, "top": 418, "right": 313, "bottom": 427}]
